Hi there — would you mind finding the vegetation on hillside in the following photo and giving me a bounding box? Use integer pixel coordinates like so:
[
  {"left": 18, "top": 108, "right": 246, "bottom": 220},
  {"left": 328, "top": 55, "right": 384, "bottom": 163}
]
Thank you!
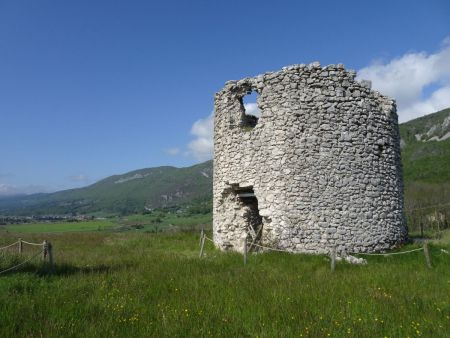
[
  {"left": 0, "top": 161, "right": 213, "bottom": 216},
  {"left": 400, "top": 108, "right": 450, "bottom": 233},
  {"left": 400, "top": 108, "right": 450, "bottom": 184}
]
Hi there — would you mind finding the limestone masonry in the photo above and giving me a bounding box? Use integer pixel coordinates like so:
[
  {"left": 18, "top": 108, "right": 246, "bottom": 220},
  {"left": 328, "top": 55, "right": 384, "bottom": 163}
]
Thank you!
[{"left": 213, "top": 62, "right": 408, "bottom": 254}]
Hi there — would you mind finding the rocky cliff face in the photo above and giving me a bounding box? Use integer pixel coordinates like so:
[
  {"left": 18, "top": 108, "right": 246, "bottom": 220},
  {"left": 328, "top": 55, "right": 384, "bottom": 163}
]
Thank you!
[
  {"left": 213, "top": 62, "right": 407, "bottom": 254},
  {"left": 401, "top": 108, "right": 450, "bottom": 146}
]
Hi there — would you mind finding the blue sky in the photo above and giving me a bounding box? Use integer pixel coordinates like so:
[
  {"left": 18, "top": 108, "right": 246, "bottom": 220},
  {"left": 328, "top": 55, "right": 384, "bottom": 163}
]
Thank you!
[{"left": 0, "top": 0, "right": 449, "bottom": 195}]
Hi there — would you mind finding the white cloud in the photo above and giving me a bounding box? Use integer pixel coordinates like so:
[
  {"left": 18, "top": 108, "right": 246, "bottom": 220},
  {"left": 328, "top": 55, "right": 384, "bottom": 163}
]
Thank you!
[
  {"left": 244, "top": 103, "right": 261, "bottom": 117},
  {"left": 402, "top": 85, "right": 450, "bottom": 120},
  {"left": 0, "top": 183, "right": 48, "bottom": 197},
  {"left": 184, "top": 106, "right": 260, "bottom": 162},
  {"left": 68, "top": 174, "right": 90, "bottom": 183},
  {"left": 0, "top": 183, "right": 17, "bottom": 196},
  {"left": 164, "top": 147, "right": 181, "bottom": 156},
  {"left": 0, "top": 175, "right": 91, "bottom": 197},
  {"left": 443, "top": 36, "right": 450, "bottom": 46},
  {"left": 187, "top": 113, "right": 214, "bottom": 161},
  {"left": 357, "top": 38, "right": 450, "bottom": 122}
]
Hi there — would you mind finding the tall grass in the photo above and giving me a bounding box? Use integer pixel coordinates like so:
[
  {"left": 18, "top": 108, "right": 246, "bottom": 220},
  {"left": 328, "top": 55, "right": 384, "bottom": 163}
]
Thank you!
[{"left": 0, "top": 231, "right": 449, "bottom": 337}]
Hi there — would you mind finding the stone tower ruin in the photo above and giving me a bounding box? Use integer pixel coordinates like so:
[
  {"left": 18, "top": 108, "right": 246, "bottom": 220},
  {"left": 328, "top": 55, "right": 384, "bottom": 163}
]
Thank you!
[{"left": 213, "top": 62, "right": 407, "bottom": 254}]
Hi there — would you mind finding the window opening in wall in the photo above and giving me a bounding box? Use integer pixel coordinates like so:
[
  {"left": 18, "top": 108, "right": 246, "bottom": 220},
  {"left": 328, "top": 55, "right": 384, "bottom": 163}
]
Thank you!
[
  {"left": 240, "top": 91, "right": 261, "bottom": 131},
  {"left": 235, "top": 186, "right": 263, "bottom": 246},
  {"left": 377, "top": 144, "right": 384, "bottom": 156}
]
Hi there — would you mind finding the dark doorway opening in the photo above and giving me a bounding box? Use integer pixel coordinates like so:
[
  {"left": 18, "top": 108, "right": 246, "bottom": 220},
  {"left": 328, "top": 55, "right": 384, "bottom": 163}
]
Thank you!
[{"left": 236, "top": 186, "right": 263, "bottom": 246}]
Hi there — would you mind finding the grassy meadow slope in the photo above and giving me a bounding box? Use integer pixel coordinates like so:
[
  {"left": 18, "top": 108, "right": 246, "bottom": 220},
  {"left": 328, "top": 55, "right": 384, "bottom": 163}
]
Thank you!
[
  {"left": 0, "top": 231, "right": 449, "bottom": 337},
  {"left": 1, "top": 213, "right": 211, "bottom": 234}
]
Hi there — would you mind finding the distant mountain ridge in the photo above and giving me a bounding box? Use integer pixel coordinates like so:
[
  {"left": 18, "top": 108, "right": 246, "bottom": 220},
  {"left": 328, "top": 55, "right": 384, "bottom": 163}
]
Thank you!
[
  {"left": 0, "top": 161, "right": 213, "bottom": 216},
  {"left": 1, "top": 107, "right": 449, "bottom": 217}
]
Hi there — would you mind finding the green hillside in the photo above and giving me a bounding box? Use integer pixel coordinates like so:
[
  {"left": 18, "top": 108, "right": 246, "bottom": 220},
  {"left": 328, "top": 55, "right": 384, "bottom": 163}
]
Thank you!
[
  {"left": 399, "top": 108, "right": 450, "bottom": 233},
  {"left": 399, "top": 108, "right": 450, "bottom": 202},
  {"left": 400, "top": 107, "right": 450, "bottom": 183},
  {"left": 0, "top": 161, "right": 213, "bottom": 216}
]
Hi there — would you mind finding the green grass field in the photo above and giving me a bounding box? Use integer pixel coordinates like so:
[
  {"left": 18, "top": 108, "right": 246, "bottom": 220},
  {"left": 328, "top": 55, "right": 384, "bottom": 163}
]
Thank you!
[
  {"left": 0, "top": 230, "right": 449, "bottom": 337},
  {"left": 121, "top": 212, "right": 212, "bottom": 232},
  {"left": 1, "top": 220, "right": 116, "bottom": 233},
  {"left": 0, "top": 212, "right": 212, "bottom": 234}
]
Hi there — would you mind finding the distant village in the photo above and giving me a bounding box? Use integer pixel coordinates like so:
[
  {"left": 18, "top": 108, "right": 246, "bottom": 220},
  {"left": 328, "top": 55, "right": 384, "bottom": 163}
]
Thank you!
[{"left": 0, "top": 214, "right": 94, "bottom": 225}]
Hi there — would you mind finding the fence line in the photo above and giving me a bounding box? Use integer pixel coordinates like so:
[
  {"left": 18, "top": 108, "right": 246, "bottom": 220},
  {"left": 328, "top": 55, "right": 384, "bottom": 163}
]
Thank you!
[
  {"left": 203, "top": 235, "right": 426, "bottom": 256},
  {"left": 200, "top": 232, "right": 441, "bottom": 271},
  {"left": 251, "top": 241, "right": 295, "bottom": 253},
  {"left": 349, "top": 247, "right": 424, "bottom": 256},
  {"left": 0, "top": 250, "right": 43, "bottom": 275},
  {"left": 406, "top": 202, "right": 450, "bottom": 212},
  {"left": 0, "top": 241, "right": 19, "bottom": 251},
  {"left": 0, "top": 239, "right": 54, "bottom": 275},
  {"left": 253, "top": 241, "right": 425, "bottom": 257},
  {"left": 21, "top": 240, "right": 45, "bottom": 246},
  {"left": 0, "top": 239, "right": 43, "bottom": 250},
  {"left": 203, "top": 236, "right": 214, "bottom": 243}
]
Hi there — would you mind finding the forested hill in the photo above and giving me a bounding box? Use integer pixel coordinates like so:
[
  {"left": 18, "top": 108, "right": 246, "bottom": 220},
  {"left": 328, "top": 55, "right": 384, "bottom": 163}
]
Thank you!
[
  {"left": 399, "top": 107, "right": 450, "bottom": 184},
  {"left": 0, "top": 161, "right": 213, "bottom": 216}
]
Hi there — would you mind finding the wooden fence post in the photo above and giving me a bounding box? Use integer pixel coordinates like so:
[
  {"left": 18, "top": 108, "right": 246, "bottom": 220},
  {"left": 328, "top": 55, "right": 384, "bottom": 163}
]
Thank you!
[
  {"left": 42, "top": 240, "right": 47, "bottom": 261},
  {"left": 42, "top": 240, "right": 54, "bottom": 272},
  {"left": 48, "top": 242, "right": 54, "bottom": 272},
  {"left": 18, "top": 238, "right": 22, "bottom": 254},
  {"left": 199, "top": 228, "right": 204, "bottom": 247},
  {"left": 423, "top": 241, "right": 432, "bottom": 268},
  {"left": 199, "top": 234, "right": 206, "bottom": 258},
  {"left": 243, "top": 236, "right": 247, "bottom": 265},
  {"left": 330, "top": 246, "right": 336, "bottom": 272}
]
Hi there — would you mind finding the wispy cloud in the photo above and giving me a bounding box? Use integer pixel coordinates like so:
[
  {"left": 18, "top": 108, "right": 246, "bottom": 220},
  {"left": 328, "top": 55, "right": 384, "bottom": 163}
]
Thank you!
[
  {"left": 67, "top": 174, "right": 90, "bottom": 183},
  {"left": 0, "top": 173, "right": 14, "bottom": 180},
  {"left": 244, "top": 103, "right": 261, "bottom": 117},
  {"left": 186, "top": 113, "right": 214, "bottom": 161},
  {"left": 357, "top": 37, "right": 450, "bottom": 122},
  {"left": 179, "top": 105, "right": 259, "bottom": 162},
  {"left": 0, "top": 183, "right": 49, "bottom": 197},
  {"left": 164, "top": 147, "right": 181, "bottom": 156}
]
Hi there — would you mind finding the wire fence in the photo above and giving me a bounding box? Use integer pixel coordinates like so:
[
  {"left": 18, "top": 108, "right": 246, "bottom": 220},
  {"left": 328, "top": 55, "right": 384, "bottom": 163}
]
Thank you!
[
  {"left": 0, "top": 250, "right": 43, "bottom": 275},
  {"left": 349, "top": 247, "right": 424, "bottom": 256},
  {"left": 0, "top": 239, "right": 54, "bottom": 275},
  {"left": 203, "top": 234, "right": 424, "bottom": 257},
  {"left": 0, "top": 241, "right": 19, "bottom": 251},
  {"left": 21, "top": 240, "right": 46, "bottom": 246},
  {"left": 405, "top": 202, "right": 450, "bottom": 212},
  {"left": 199, "top": 232, "right": 443, "bottom": 271}
]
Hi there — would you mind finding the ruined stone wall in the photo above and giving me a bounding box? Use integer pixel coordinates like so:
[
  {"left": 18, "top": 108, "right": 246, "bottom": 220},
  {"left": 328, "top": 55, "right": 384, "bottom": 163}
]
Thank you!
[{"left": 213, "top": 62, "right": 407, "bottom": 254}]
